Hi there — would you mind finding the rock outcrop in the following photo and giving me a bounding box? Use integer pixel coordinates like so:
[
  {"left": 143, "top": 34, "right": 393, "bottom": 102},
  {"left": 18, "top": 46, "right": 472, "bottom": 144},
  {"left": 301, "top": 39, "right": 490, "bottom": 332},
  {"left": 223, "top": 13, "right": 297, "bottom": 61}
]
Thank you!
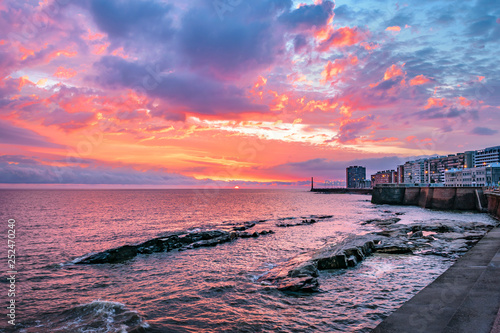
[
  {"left": 75, "top": 228, "right": 273, "bottom": 265},
  {"left": 258, "top": 235, "right": 378, "bottom": 292}
]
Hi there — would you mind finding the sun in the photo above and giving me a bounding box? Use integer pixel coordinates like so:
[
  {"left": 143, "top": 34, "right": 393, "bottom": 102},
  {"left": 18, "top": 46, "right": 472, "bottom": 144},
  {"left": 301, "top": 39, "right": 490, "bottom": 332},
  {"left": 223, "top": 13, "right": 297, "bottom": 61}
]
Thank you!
[{"left": 234, "top": 186, "right": 240, "bottom": 189}]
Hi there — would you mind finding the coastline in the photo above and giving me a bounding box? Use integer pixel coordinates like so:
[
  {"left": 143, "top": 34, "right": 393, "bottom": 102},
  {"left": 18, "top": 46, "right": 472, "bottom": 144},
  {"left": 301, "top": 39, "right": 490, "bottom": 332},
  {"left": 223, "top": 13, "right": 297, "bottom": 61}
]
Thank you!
[
  {"left": 372, "top": 224, "right": 500, "bottom": 333},
  {"left": 371, "top": 191, "right": 500, "bottom": 332}
]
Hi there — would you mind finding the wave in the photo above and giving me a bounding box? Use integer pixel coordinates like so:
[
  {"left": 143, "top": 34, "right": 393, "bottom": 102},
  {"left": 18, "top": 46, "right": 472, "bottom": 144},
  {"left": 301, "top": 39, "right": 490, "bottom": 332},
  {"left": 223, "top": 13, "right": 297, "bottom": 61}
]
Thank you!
[{"left": 28, "top": 300, "right": 150, "bottom": 333}]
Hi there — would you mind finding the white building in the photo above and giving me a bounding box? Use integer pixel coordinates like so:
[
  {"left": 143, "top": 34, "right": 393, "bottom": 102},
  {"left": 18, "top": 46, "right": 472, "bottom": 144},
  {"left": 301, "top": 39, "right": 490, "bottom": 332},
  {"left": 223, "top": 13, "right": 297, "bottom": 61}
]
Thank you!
[
  {"left": 403, "top": 159, "right": 426, "bottom": 184},
  {"left": 474, "top": 146, "right": 500, "bottom": 167},
  {"left": 445, "top": 164, "right": 500, "bottom": 187}
]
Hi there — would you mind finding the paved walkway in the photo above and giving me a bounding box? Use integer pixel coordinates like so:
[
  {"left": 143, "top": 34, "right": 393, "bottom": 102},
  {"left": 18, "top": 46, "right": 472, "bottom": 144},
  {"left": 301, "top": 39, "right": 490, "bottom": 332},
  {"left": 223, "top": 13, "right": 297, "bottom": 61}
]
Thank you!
[{"left": 372, "top": 225, "right": 500, "bottom": 333}]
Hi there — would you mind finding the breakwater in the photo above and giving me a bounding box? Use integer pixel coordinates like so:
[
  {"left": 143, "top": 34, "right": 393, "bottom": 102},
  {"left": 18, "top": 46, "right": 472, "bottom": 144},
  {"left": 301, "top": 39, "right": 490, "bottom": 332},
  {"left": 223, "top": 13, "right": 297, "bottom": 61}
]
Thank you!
[
  {"left": 311, "top": 188, "right": 373, "bottom": 194},
  {"left": 371, "top": 186, "right": 487, "bottom": 211}
]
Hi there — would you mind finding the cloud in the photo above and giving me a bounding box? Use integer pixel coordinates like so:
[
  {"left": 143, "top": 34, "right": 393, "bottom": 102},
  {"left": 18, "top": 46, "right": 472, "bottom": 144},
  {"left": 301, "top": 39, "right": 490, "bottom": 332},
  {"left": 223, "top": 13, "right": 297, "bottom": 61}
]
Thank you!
[
  {"left": 386, "top": 26, "right": 401, "bottom": 32},
  {"left": 268, "top": 156, "right": 408, "bottom": 180},
  {"left": 279, "top": 1, "right": 334, "bottom": 31},
  {"left": 0, "top": 155, "right": 200, "bottom": 185},
  {"left": 471, "top": 126, "right": 498, "bottom": 136},
  {"left": 0, "top": 120, "right": 64, "bottom": 148},
  {"left": 336, "top": 115, "right": 376, "bottom": 143},
  {"left": 88, "top": 0, "right": 174, "bottom": 40},
  {"left": 92, "top": 56, "right": 269, "bottom": 116}
]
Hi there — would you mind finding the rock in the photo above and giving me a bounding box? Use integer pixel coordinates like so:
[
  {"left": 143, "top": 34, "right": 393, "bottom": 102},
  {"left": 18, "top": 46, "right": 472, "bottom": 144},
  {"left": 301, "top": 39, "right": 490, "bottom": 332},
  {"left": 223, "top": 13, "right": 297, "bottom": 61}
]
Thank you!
[
  {"left": 258, "top": 235, "right": 378, "bottom": 293},
  {"left": 409, "top": 230, "right": 423, "bottom": 239},
  {"left": 76, "top": 228, "right": 273, "bottom": 265},
  {"left": 362, "top": 217, "right": 401, "bottom": 226},
  {"left": 276, "top": 218, "right": 318, "bottom": 227},
  {"left": 375, "top": 245, "right": 413, "bottom": 254},
  {"left": 276, "top": 276, "right": 319, "bottom": 292}
]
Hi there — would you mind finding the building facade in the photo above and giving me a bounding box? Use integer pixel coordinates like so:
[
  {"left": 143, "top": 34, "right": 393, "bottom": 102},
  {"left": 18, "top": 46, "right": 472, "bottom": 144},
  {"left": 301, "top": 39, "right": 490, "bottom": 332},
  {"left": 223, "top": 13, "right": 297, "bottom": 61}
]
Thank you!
[
  {"left": 445, "top": 164, "right": 500, "bottom": 187},
  {"left": 475, "top": 146, "right": 500, "bottom": 167},
  {"left": 346, "top": 166, "right": 366, "bottom": 188},
  {"left": 401, "top": 159, "right": 426, "bottom": 184},
  {"left": 423, "top": 151, "right": 473, "bottom": 184},
  {"left": 371, "top": 170, "right": 398, "bottom": 187}
]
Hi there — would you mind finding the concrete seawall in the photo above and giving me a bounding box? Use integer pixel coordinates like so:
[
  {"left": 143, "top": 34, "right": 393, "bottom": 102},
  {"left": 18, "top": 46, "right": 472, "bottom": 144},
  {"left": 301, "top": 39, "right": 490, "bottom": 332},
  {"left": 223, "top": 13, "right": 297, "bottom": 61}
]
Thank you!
[
  {"left": 487, "top": 192, "right": 500, "bottom": 220},
  {"left": 372, "top": 186, "right": 486, "bottom": 211}
]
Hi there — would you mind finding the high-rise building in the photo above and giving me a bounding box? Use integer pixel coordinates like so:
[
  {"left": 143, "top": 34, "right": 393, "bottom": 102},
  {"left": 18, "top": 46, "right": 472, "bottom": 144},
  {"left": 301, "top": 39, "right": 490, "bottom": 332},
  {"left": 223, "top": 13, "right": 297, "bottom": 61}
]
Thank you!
[
  {"left": 474, "top": 146, "right": 500, "bottom": 167},
  {"left": 402, "top": 159, "right": 426, "bottom": 184},
  {"left": 346, "top": 166, "right": 366, "bottom": 188}
]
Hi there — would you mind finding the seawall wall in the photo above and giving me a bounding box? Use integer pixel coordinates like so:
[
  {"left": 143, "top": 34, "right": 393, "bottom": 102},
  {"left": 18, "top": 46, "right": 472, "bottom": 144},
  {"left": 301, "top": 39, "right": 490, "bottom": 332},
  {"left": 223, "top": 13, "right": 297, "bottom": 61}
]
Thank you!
[
  {"left": 372, "top": 186, "right": 486, "bottom": 211},
  {"left": 486, "top": 193, "right": 500, "bottom": 220}
]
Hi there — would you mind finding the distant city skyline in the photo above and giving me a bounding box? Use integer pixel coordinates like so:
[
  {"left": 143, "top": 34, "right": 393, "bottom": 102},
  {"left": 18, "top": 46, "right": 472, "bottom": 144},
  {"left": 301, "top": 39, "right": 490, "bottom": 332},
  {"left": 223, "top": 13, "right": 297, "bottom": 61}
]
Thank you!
[{"left": 1, "top": 0, "right": 499, "bottom": 187}]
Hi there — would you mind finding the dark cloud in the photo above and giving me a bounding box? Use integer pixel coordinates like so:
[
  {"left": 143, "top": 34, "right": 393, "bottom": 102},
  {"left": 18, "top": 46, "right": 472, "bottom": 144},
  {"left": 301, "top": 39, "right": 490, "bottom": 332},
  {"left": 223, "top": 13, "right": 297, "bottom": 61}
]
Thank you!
[
  {"left": 0, "top": 120, "right": 65, "bottom": 149},
  {"left": 471, "top": 126, "right": 498, "bottom": 136},
  {"left": 42, "top": 108, "right": 96, "bottom": 131},
  {"left": 279, "top": 1, "right": 334, "bottom": 30},
  {"left": 0, "top": 156, "right": 199, "bottom": 184},
  {"left": 293, "top": 34, "right": 309, "bottom": 52},
  {"left": 92, "top": 56, "right": 268, "bottom": 115},
  {"left": 268, "top": 156, "right": 408, "bottom": 180},
  {"left": 415, "top": 107, "right": 478, "bottom": 120},
  {"left": 88, "top": 0, "right": 174, "bottom": 39},
  {"left": 336, "top": 115, "right": 376, "bottom": 143},
  {"left": 177, "top": 7, "right": 284, "bottom": 77}
]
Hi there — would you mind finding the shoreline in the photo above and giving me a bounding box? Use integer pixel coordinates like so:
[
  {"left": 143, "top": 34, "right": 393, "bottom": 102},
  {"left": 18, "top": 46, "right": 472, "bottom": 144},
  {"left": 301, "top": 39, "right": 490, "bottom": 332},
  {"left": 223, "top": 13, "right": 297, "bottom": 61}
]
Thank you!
[{"left": 372, "top": 223, "right": 500, "bottom": 333}]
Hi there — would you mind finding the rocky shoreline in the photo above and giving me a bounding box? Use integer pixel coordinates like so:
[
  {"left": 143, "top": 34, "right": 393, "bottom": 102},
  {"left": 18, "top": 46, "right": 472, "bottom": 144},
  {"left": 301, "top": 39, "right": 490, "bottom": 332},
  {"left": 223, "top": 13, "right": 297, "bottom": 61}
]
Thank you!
[
  {"left": 258, "top": 214, "right": 497, "bottom": 292},
  {"left": 74, "top": 212, "right": 497, "bottom": 294}
]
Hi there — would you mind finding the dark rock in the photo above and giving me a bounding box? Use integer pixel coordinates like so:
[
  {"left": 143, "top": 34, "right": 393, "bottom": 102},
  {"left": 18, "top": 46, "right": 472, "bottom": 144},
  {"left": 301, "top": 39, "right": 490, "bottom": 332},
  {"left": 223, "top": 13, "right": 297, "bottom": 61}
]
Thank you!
[
  {"left": 409, "top": 231, "right": 423, "bottom": 239},
  {"left": 276, "top": 276, "right": 319, "bottom": 292},
  {"left": 376, "top": 246, "right": 413, "bottom": 254},
  {"left": 76, "top": 227, "right": 274, "bottom": 265}
]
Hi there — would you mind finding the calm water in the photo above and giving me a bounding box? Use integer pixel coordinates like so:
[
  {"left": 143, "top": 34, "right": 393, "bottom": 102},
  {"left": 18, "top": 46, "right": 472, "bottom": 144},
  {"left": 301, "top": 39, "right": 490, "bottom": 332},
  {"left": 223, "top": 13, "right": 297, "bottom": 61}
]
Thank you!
[{"left": 0, "top": 189, "right": 495, "bottom": 332}]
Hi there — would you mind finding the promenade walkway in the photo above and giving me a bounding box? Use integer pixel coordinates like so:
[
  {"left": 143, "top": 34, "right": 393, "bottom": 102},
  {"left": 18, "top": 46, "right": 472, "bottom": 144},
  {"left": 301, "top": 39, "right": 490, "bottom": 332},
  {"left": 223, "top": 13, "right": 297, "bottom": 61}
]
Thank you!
[{"left": 373, "top": 225, "right": 500, "bottom": 333}]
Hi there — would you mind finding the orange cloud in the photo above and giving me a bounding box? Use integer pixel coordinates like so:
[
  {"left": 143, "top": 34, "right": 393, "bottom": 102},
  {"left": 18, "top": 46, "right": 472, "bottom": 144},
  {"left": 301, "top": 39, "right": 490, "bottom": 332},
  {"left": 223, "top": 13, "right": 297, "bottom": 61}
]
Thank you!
[
  {"left": 269, "top": 90, "right": 289, "bottom": 111},
  {"left": 19, "top": 46, "right": 35, "bottom": 61},
  {"left": 317, "top": 27, "right": 364, "bottom": 51},
  {"left": 18, "top": 76, "right": 34, "bottom": 90},
  {"left": 54, "top": 67, "right": 77, "bottom": 79},
  {"left": 384, "top": 63, "right": 405, "bottom": 80},
  {"left": 424, "top": 97, "right": 446, "bottom": 109},
  {"left": 93, "top": 43, "right": 110, "bottom": 55},
  {"left": 410, "top": 74, "right": 431, "bottom": 86},
  {"left": 458, "top": 96, "right": 472, "bottom": 107},
  {"left": 321, "top": 55, "right": 358, "bottom": 83},
  {"left": 386, "top": 26, "right": 401, "bottom": 32}
]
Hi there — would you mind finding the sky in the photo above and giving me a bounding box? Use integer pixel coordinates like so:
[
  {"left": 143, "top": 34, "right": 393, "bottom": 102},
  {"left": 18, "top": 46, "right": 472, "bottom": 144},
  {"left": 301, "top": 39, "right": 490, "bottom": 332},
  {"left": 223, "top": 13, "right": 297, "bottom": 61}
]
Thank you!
[{"left": 0, "top": 0, "right": 499, "bottom": 187}]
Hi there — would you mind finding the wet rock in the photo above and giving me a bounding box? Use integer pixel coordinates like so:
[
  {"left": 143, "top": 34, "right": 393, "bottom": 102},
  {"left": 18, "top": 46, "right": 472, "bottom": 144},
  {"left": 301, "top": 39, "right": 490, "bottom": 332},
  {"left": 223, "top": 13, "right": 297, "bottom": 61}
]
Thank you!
[
  {"left": 375, "top": 245, "right": 413, "bottom": 254},
  {"left": 409, "top": 230, "right": 423, "bottom": 239},
  {"left": 362, "top": 217, "right": 401, "bottom": 226},
  {"left": 316, "top": 215, "right": 333, "bottom": 219},
  {"left": 276, "top": 276, "right": 319, "bottom": 292},
  {"left": 276, "top": 219, "right": 318, "bottom": 227},
  {"left": 258, "top": 235, "right": 378, "bottom": 292},
  {"left": 76, "top": 228, "right": 272, "bottom": 265}
]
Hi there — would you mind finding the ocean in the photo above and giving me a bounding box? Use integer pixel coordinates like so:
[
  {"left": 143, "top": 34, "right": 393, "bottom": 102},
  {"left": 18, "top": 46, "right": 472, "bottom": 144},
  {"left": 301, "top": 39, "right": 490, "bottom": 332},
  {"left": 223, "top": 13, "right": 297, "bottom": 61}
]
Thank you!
[{"left": 0, "top": 189, "right": 495, "bottom": 332}]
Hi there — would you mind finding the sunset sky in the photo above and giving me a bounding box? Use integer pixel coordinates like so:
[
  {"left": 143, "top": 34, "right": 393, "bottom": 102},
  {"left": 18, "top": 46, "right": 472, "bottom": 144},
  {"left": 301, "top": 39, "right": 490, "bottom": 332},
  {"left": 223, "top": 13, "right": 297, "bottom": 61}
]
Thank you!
[{"left": 1, "top": 0, "right": 499, "bottom": 187}]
